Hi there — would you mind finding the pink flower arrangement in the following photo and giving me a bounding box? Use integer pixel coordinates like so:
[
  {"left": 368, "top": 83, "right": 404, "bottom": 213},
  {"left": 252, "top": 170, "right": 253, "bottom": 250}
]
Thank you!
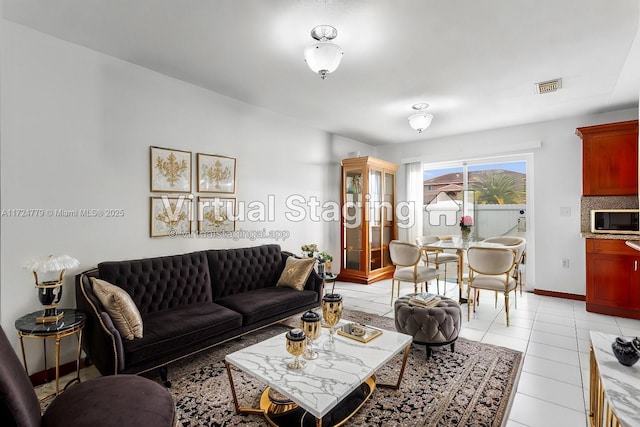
[{"left": 460, "top": 216, "right": 473, "bottom": 227}]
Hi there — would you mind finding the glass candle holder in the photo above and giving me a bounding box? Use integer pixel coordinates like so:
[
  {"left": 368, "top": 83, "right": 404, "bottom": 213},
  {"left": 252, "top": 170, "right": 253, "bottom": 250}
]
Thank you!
[
  {"left": 301, "top": 310, "right": 321, "bottom": 360},
  {"left": 322, "top": 293, "right": 343, "bottom": 350},
  {"left": 285, "top": 328, "right": 307, "bottom": 369}
]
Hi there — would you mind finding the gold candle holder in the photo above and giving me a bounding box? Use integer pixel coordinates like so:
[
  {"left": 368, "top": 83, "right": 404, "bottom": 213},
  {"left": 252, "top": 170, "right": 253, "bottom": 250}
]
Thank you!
[
  {"left": 322, "top": 293, "right": 343, "bottom": 351},
  {"left": 285, "top": 328, "right": 307, "bottom": 369},
  {"left": 301, "top": 310, "right": 321, "bottom": 360}
]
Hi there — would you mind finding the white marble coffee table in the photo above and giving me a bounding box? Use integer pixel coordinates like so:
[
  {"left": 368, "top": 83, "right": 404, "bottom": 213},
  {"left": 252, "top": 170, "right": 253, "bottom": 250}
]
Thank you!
[{"left": 225, "top": 321, "right": 412, "bottom": 426}]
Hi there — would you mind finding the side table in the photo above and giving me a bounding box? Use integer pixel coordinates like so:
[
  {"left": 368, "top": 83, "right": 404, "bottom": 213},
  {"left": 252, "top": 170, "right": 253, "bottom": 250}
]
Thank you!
[
  {"left": 15, "top": 308, "right": 86, "bottom": 399},
  {"left": 321, "top": 272, "right": 338, "bottom": 295}
]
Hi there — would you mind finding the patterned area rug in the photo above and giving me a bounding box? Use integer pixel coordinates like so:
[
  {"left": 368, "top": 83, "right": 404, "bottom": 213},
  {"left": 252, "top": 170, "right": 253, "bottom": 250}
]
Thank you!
[{"left": 139, "top": 308, "right": 522, "bottom": 427}]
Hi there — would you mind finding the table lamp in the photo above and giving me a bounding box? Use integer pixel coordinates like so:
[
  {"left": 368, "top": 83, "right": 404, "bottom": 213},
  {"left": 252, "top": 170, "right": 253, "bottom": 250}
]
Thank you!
[{"left": 24, "top": 254, "right": 79, "bottom": 323}]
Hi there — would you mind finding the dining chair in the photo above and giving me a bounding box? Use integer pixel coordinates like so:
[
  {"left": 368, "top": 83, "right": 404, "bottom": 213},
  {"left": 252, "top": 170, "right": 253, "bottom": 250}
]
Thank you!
[
  {"left": 389, "top": 240, "right": 439, "bottom": 304},
  {"left": 482, "top": 236, "right": 526, "bottom": 295},
  {"left": 415, "top": 235, "right": 459, "bottom": 295},
  {"left": 466, "top": 246, "right": 517, "bottom": 326}
]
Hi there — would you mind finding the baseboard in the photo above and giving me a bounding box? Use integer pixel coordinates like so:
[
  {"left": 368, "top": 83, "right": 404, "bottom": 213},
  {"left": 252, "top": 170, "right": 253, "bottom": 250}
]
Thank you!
[
  {"left": 29, "top": 360, "right": 79, "bottom": 387},
  {"left": 533, "top": 288, "right": 586, "bottom": 301}
]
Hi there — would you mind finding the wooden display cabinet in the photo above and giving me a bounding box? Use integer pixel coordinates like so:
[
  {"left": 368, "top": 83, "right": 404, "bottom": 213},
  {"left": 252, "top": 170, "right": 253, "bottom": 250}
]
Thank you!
[
  {"left": 576, "top": 120, "right": 638, "bottom": 196},
  {"left": 339, "top": 156, "right": 398, "bottom": 284},
  {"left": 586, "top": 239, "right": 640, "bottom": 319}
]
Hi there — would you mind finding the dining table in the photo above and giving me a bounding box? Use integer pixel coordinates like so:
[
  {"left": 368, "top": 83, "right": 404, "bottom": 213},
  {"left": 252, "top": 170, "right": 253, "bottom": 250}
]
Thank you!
[{"left": 419, "top": 236, "right": 503, "bottom": 304}]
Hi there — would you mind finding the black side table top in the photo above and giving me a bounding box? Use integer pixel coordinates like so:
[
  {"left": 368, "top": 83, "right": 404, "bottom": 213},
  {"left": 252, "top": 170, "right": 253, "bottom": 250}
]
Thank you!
[{"left": 15, "top": 309, "right": 86, "bottom": 336}]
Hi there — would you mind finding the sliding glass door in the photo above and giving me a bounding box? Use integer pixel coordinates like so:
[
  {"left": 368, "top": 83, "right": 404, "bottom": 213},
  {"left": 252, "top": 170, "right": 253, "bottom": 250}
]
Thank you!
[{"left": 423, "top": 159, "right": 527, "bottom": 240}]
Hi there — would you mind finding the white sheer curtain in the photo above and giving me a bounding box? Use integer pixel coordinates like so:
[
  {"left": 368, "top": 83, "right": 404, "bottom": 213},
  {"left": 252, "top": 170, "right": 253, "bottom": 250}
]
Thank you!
[{"left": 405, "top": 162, "right": 423, "bottom": 244}]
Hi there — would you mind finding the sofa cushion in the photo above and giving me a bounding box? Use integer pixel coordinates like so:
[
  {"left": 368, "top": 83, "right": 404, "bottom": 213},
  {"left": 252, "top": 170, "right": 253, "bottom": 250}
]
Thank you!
[
  {"left": 216, "top": 287, "right": 318, "bottom": 325},
  {"left": 91, "top": 278, "right": 143, "bottom": 340},
  {"left": 98, "top": 251, "right": 212, "bottom": 315},
  {"left": 207, "top": 245, "right": 284, "bottom": 299},
  {"left": 276, "top": 257, "right": 316, "bottom": 291},
  {"left": 122, "top": 302, "right": 241, "bottom": 367}
]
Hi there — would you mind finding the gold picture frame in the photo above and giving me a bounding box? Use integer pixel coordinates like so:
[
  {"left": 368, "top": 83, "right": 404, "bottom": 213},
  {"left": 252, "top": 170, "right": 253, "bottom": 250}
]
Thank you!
[
  {"left": 197, "top": 153, "right": 236, "bottom": 193},
  {"left": 198, "top": 197, "right": 236, "bottom": 233},
  {"left": 150, "top": 146, "right": 192, "bottom": 193},
  {"left": 150, "top": 196, "right": 193, "bottom": 237}
]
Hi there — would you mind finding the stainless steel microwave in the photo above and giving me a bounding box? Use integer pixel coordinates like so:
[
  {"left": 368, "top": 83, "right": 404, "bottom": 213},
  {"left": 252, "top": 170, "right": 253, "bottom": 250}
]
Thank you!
[{"left": 591, "top": 209, "right": 640, "bottom": 234}]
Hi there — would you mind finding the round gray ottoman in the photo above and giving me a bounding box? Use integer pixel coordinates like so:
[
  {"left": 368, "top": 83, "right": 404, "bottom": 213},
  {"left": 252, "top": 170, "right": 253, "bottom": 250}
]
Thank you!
[{"left": 394, "top": 294, "right": 462, "bottom": 358}]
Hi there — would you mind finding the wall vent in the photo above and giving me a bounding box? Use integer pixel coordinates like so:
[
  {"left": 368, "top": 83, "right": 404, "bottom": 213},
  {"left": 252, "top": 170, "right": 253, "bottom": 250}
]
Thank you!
[{"left": 535, "top": 78, "right": 562, "bottom": 94}]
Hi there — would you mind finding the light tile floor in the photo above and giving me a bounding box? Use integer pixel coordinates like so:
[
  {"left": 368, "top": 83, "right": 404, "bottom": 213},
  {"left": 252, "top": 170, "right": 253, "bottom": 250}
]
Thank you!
[
  {"left": 37, "top": 278, "right": 640, "bottom": 426},
  {"left": 333, "top": 278, "right": 640, "bottom": 427}
]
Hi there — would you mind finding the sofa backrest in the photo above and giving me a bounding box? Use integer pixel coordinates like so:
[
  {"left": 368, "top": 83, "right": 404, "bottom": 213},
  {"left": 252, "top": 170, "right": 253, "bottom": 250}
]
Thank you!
[
  {"left": 97, "top": 251, "right": 212, "bottom": 315},
  {"left": 206, "top": 244, "right": 284, "bottom": 299}
]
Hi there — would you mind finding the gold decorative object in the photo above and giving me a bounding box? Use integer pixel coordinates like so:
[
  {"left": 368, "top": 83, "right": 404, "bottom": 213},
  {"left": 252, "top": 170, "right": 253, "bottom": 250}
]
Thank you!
[
  {"left": 338, "top": 323, "right": 383, "bottom": 343},
  {"left": 285, "top": 328, "right": 307, "bottom": 369},
  {"left": 301, "top": 310, "right": 321, "bottom": 360},
  {"left": 197, "top": 153, "right": 236, "bottom": 193},
  {"left": 322, "top": 294, "right": 343, "bottom": 351},
  {"left": 24, "top": 255, "right": 79, "bottom": 323},
  {"left": 150, "top": 146, "right": 192, "bottom": 192}
]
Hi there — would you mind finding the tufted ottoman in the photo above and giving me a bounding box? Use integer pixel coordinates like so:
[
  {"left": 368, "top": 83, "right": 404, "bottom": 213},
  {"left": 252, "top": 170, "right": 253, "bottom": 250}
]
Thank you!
[{"left": 394, "top": 294, "right": 462, "bottom": 358}]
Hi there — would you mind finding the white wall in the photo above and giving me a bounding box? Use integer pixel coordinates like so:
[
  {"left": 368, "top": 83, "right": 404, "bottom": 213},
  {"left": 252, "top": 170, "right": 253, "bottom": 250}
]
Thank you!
[
  {"left": 378, "top": 108, "right": 639, "bottom": 297},
  {"left": 0, "top": 21, "right": 373, "bottom": 370}
]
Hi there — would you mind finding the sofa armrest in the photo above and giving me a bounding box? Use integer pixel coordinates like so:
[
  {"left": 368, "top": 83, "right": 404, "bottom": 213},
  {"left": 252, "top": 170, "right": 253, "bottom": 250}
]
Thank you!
[{"left": 75, "top": 270, "right": 119, "bottom": 375}]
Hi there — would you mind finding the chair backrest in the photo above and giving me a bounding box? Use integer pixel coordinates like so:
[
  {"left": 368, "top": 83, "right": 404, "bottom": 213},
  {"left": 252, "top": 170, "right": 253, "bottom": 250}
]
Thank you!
[
  {"left": 483, "top": 236, "right": 526, "bottom": 266},
  {"left": 415, "top": 235, "right": 440, "bottom": 246},
  {"left": 467, "top": 247, "right": 516, "bottom": 276},
  {"left": 0, "top": 326, "right": 42, "bottom": 427},
  {"left": 389, "top": 240, "right": 421, "bottom": 267}
]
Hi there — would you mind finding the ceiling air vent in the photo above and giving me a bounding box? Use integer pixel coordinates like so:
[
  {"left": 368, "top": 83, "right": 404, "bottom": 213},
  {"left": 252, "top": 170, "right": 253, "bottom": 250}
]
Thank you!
[{"left": 535, "top": 78, "right": 562, "bottom": 94}]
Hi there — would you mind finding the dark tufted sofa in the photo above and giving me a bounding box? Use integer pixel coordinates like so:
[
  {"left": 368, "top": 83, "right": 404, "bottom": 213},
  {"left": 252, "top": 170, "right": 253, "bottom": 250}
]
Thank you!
[{"left": 76, "top": 244, "right": 322, "bottom": 383}]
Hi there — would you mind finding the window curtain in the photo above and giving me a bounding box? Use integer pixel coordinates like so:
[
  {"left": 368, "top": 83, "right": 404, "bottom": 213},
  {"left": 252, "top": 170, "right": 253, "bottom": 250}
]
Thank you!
[{"left": 405, "top": 162, "right": 423, "bottom": 244}]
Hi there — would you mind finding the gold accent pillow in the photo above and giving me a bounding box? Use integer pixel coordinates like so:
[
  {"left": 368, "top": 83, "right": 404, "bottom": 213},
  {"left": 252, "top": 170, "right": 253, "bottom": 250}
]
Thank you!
[
  {"left": 91, "top": 278, "right": 143, "bottom": 340},
  {"left": 276, "top": 257, "right": 316, "bottom": 291}
]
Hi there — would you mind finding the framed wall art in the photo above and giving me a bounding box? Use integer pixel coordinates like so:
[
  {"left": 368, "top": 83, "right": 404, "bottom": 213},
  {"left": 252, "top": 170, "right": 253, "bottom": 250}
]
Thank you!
[
  {"left": 150, "top": 196, "right": 192, "bottom": 237},
  {"left": 197, "top": 153, "right": 236, "bottom": 193},
  {"left": 198, "top": 197, "right": 236, "bottom": 233},
  {"left": 150, "top": 146, "right": 192, "bottom": 192}
]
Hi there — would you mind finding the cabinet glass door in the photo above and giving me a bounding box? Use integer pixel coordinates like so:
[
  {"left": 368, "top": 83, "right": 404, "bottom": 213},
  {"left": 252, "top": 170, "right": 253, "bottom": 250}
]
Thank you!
[
  {"left": 369, "top": 169, "right": 382, "bottom": 271},
  {"left": 344, "top": 169, "right": 363, "bottom": 271},
  {"left": 382, "top": 172, "right": 395, "bottom": 268}
]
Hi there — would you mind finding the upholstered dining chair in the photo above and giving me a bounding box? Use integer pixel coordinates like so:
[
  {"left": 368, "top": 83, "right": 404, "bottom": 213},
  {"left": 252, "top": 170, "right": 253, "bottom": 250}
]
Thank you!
[
  {"left": 0, "top": 325, "right": 176, "bottom": 427},
  {"left": 389, "top": 240, "right": 439, "bottom": 304},
  {"left": 482, "top": 236, "right": 526, "bottom": 295},
  {"left": 466, "top": 246, "right": 517, "bottom": 327},
  {"left": 415, "top": 235, "right": 459, "bottom": 295}
]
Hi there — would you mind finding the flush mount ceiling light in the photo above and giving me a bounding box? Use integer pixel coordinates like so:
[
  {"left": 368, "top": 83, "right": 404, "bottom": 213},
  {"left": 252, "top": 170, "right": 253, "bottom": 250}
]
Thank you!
[
  {"left": 408, "top": 103, "right": 434, "bottom": 133},
  {"left": 304, "top": 25, "right": 344, "bottom": 80}
]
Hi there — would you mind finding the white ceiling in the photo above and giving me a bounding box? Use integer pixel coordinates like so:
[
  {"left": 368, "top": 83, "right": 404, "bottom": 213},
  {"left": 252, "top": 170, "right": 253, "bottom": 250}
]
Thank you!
[{"left": 3, "top": 0, "right": 640, "bottom": 145}]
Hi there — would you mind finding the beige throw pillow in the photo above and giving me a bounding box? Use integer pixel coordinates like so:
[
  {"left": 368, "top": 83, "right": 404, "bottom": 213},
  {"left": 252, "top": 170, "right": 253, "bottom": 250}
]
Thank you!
[
  {"left": 277, "top": 257, "right": 316, "bottom": 291},
  {"left": 91, "top": 278, "right": 143, "bottom": 340}
]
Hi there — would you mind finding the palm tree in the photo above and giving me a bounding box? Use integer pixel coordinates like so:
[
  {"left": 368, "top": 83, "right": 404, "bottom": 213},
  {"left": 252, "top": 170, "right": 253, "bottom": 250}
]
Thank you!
[{"left": 470, "top": 172, "right": 525, "bottom": 204}]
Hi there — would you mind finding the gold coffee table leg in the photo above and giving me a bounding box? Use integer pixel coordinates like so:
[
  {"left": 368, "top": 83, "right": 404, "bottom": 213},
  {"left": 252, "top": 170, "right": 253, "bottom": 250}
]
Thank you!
[
  {"left": 377, "top": 343, "right": 411, "bottom": 389},
  {"left": 225, "top": 361, "right": 263, "bottom": 415}
]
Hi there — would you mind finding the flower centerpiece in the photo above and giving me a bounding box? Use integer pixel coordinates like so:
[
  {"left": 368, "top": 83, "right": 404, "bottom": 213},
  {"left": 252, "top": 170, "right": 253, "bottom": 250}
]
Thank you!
[
  {"left": 460, "top": 215, "right": 473, "bottom": 242},
  {"left": 301, "top": 243, "right": 318, "bottom": 258}
]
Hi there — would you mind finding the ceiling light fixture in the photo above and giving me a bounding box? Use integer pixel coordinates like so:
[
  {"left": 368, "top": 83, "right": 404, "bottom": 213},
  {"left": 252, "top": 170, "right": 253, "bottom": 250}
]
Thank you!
[
  {"left": 408, "top": 103, "right": 433, "bottom": 133},
  {"left": 304, "top": 25, "right": 344, "bottom": 80}
]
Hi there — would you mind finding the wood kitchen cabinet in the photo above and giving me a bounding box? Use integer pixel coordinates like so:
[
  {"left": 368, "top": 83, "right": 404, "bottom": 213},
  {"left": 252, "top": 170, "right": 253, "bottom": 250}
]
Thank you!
[
  {"left": 586, "top": 239, "right": 640, "bottom": 319},
  {"left": 576, "top": 120, "right": 638, "bottom": 196},
  {"left": 339, "top": 156, "right": 398, "bottom": 284}
]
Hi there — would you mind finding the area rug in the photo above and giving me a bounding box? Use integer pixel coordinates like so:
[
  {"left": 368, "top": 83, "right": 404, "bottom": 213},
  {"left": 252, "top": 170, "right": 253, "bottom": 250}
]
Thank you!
[{"left": 138, "top": 308, "right": 522, "bottom": 427}]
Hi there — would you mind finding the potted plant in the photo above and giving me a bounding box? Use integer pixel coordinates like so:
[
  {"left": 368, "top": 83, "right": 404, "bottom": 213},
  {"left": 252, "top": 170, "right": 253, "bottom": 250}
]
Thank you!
[{"left": 301, "top": 244, "right": 318, "bottom": 258}]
